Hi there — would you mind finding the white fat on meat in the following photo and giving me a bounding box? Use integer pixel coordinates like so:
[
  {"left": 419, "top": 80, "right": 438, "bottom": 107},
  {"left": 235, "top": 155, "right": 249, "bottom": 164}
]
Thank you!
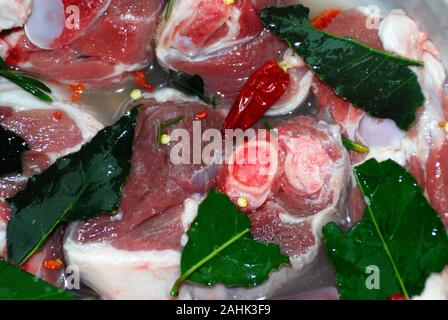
[
  {"left": 156, "top": 0, "right": 247, "bottom": 65},
  {"left": 64, "top": 195, "right": 205, "bottom": 300},
  {"left": 413, "top": 267, "right": 448, "bottom": 300},
  {"left": 265, "top": 49, "right": 313, "bottom": 117},
  {"left": 0, "top": 79, "right": 104, "bottom": 160},
  {"left": 63, "top": 189, "right": 345, "bottom": 300},
  {"left": 0, "top": 0, "right": 32, "bottom": 32}
]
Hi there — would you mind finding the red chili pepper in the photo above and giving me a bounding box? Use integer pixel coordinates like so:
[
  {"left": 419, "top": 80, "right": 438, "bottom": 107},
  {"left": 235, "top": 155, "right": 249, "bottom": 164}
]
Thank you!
[
  {"left": 311, "top": 8, "right": 342, "bottom": 30},
  {"left": 223, "top": 59, "right": 290, "bottom": 131},
  {"left": 387, "top": 292, "right": 407, "bottom": 300},
  {"left": 195, "top": 109, "right": 208, "bottom": 120}
]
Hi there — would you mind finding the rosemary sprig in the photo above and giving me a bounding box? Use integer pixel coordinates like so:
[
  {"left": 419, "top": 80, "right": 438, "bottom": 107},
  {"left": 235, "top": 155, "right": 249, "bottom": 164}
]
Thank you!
[
  {"left": 0, "top": 57, "right": 53, "bottom": 102},
  {"left": 342, "top": 136, "right": 369, "bottom": 154},
  {"left": 165, "top": 0, "right": 175, "bottom": 21},
  {"left": 156, "top": 114, "right": 185, "bottom": 148}
]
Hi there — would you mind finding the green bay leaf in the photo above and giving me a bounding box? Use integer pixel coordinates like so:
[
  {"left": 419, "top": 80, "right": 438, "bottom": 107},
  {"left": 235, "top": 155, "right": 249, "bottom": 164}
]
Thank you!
[
  {"left": 0, "top": 126, "right": 29, "bottom": 176},
  {"left": 6, "top": 107, "right": 140, "bottom": 265},
  {"left": 0, "top": 258, "right": 72, "bottom": 300},
  {"left": 167, "top": 70, "right": 216, "bottom": 107},
  {"left": 323, "top": 159, "right": 448, "bottom": 300},
  {"left": 260, "top": 5, "right": 425, "bottom": 130},
  {"left": 171, "top": 189, "right": 289, "bottom": 296}
]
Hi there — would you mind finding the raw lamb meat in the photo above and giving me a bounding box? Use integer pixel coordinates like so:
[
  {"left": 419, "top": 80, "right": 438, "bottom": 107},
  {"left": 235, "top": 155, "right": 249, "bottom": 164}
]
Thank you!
[
  {"left": 64, "top": 89, "right": 226, "bottom": 299},
  {"left": 312, "top": 7, "right": 448, "bottom": 225},
  {"left": 0, "top": 78, "right": 104, "bottom": 284},
  {"left": 220, "top": 116, "right": 350, "bottom": 275},
  {"left": 0, "top": 0, "right": 165, "bottom": 85},
  {"left": 156, "top": 0, "right": 313, "bottom": 113},
  {"left": 63, "top": 89, "right": 350, "bottom": 299}
]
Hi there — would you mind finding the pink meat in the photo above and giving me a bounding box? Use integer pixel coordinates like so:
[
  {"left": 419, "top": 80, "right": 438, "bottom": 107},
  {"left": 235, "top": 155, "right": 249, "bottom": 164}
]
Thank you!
[
  {"left": 71, "top": 101, "right": 225, "bottom": 250},
  {"left": 22, "top": 227, "right": 66, "bottom": 286},
  {"left": 0, "top": 107, "right": 82, "bottom": 199},
  {"left": 220, "top": 116, "right": 348, "bottom": 256},
  {"left": 314, "top": 9, "right": 384, "bottom": 136},
  {"left": 345, "top": 185, "right": 365, "bottom": 224},
  {"left": 1, "top": 0, "right": 165, "bottom": 85},
  {"left": 427, "top": 141, "right": 448, "bottom": 226},
  {"left": 169, "top": 32, "right": 286, "bottom": 103},
  {"left": 112, "top": 205, "right": 184, "bottom": 252},
  {"left": 156, "top": 0, "right": 306, "bottom": 104},
  {"left": 0, "top": 201, "right": 10, "bottom": 225},
  {"left": 250, "top": 202, "right": 315, "bottom": 257},
  {"left": 324, "top": 9, "right": 384, "bottom": 50},
  {"left": 0, "top": 102, "right": 99, "bottom": 286},
  {"left": 34, "top": 0, "right": 112, "bottom": 50},
  {"left": 1, "top": 109, "right": 82, "bottom": 153},
  {"left": 274, "top": 117, "right": 345, "bottom": 216}
]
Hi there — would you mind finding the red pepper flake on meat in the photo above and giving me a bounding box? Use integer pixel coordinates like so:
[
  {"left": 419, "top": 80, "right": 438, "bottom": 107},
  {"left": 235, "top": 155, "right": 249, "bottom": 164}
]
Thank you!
[
  {"left": 311, "top": 8, "right": 342, "bottom": 30},
  {"left": 223, "top": 59, "right": 290, "bottom": 131},
  {"left": 53, "top": 111, "right": 62, "bottom": 120},
  {"left": 387, "top": 292, "right": 407, "bottom": 300},
  {"left": 5, "top": 46, "right": 24, "bottom": 65},
  {"left": 134, "top": 71, "right": 154, "bottom": 92},
  {"left": 195, "top": 109, "right": 208, "bottom": 120},
  {"left": 43, "top": 258, "right": 63, "bottom": 270},
  {"left": 68, "top": 83, "right": 85, "bottom": 102}
]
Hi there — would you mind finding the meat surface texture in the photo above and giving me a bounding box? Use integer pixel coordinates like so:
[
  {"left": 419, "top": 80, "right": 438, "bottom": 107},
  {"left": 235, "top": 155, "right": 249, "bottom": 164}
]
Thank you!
[
  {"left": 0, "top": 78, "right": 103, "bottom": 284},
  {"left": 64, "top": 89, "right": 227, "bottom": 299},
  {"left": 0, "top": 0, "right": 32, "bottom": 31},
  {"left": 64, "top": 89, "right": 349, "bottom": 300},
  {"left": 156, "top": 0, "right": 312, "bottom": 113},
  {"left": 219, "top": 116, "right": 350, "bottom": 296},
  {"left": 0, "top": 0, "right": 165, "bottom": 85}
]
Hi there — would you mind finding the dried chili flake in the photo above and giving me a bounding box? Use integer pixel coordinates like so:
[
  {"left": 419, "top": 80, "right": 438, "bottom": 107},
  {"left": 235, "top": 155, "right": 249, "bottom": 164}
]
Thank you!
[
  {"left": 68, "top": 83, "right": 85, "bottom": 102},
  {"left": 195, "top": 110, "right": 208, "bottom": 120},
  {"left": 311, "top": 8, "right": 342, "bottom": 30},
  {"left": 134, "top": 71, "right": 154, "bottom": 92},
  {"left": 43, "top": 258, "right": 63, "bottom": 270},
  {"left": 53, "top": 111, "right": 62, "bottom": 120}
]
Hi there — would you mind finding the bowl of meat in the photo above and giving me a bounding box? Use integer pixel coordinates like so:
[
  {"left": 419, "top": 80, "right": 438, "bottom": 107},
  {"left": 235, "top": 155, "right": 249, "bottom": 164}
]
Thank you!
[{"left": 0, "top": 0, "right": 447, "bottom": 301}]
